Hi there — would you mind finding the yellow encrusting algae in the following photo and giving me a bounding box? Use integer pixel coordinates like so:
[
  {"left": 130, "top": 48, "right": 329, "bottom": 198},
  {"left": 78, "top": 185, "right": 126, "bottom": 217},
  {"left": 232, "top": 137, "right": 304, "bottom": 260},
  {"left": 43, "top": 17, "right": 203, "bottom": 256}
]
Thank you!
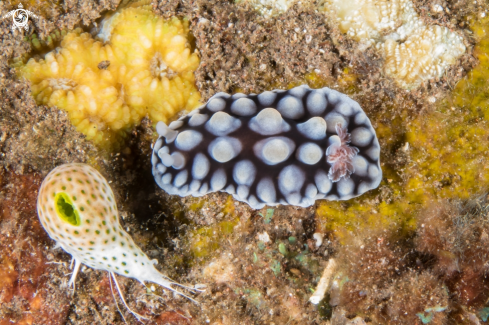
[
  {"left": 310, "top": 17, "right": 489, "bottom": 240},
  {"left": 19, "top": 7, "right": 201, "bottom": 149}
]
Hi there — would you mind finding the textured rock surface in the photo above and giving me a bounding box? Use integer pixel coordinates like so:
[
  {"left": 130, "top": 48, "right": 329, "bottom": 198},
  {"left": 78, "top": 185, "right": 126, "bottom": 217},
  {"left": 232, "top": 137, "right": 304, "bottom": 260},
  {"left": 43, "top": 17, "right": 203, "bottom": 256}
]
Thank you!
[{"left": 1, "top": 0, "right": 487, "bottom": 324}]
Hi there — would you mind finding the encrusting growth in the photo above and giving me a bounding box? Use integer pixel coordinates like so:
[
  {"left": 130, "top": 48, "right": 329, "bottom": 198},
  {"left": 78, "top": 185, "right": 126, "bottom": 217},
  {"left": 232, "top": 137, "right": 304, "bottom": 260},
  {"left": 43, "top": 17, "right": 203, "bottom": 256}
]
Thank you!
[
  {"left": 322, "top": 0, "right": 466, "bottom": 88},
  {"left": 37, "top": 163, "right": 200, "bottom": 319}
]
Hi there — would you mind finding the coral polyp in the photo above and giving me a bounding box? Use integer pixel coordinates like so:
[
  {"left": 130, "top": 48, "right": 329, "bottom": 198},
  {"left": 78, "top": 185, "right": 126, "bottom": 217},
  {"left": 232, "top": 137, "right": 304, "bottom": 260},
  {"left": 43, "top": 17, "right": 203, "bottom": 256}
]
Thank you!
[
  {"left": 322, "top": 0, "right": 466, "bottom": 88},
  {"left": 19, "top": 6, "right": 201, "bottom": 149},
  {"left": 382, "top": 25, "right": 466, "bottom": 89}
]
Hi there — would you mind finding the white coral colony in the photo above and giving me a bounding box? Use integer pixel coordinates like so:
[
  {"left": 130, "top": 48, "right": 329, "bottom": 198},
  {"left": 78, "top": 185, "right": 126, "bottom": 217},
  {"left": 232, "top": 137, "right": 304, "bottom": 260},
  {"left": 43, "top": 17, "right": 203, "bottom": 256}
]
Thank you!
[
  {"left": 323, "top": 0, "right": 466, "bottom": 89},
  {"left": 152, "top": 85, "right": 382, "bottom": 209}
]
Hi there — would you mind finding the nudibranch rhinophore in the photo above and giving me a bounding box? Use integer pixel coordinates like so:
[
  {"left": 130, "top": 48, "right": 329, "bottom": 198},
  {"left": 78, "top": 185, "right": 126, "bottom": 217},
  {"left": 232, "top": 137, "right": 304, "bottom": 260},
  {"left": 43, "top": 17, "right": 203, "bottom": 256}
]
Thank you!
[
  {"left": 151, "top": 85, "right": 382, "bottom": 209},
  {"left": 37, "top": 163, "right": 198, "bottom": 308}
]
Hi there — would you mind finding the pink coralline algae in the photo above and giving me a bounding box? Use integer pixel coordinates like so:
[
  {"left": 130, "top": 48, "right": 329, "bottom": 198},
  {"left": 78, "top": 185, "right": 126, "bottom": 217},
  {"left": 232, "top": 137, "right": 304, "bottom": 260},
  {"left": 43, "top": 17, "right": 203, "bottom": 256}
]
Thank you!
[{"left": 326, "top": 123, "right": 359, "bottom": 182}]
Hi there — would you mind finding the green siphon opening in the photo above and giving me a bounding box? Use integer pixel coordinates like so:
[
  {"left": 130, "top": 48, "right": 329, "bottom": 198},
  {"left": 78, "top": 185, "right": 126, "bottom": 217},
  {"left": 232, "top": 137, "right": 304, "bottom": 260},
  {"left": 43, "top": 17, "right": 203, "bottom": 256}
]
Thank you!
[{"left": 54, "top": 192, "right": 81, "bottom": 226}]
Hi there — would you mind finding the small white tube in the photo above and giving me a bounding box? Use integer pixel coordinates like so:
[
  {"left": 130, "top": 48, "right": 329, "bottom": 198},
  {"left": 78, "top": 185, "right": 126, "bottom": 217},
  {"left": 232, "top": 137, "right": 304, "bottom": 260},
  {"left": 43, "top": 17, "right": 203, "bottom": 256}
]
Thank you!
[{"left": 309, "top": 258, "right": 337, "bottom": 305}]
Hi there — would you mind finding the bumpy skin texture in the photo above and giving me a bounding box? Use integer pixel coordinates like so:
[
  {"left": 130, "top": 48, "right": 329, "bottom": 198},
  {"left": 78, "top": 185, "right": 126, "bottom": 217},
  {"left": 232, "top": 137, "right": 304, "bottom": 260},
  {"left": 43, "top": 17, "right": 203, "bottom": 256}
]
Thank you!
[
  {"left": 19, "top": 8, "right": 201, "bottom": 149},
  {"left": 152, "top": 85, "right": 382, "bottom": 209},
  {"left": 37, "top": 163, "right": 181, "bottom": 292}
]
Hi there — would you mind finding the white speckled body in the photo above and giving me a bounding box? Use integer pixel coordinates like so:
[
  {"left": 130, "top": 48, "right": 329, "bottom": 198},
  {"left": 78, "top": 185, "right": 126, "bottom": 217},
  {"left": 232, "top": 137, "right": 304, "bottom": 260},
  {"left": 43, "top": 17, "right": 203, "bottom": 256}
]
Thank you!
[
  {"left": 152, "top": 85, "right": 382, "bottom": 209},
  {"left": 37, "top": 163, "right": 181, "bottom": 293}
]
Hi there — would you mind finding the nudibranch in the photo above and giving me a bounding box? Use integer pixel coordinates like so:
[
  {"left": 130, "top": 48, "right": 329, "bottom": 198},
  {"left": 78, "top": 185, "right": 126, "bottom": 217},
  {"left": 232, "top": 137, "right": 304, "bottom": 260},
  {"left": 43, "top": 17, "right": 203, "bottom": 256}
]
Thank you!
[
  {"left": 151, "top": 85, "right": 382, "bottom": 209},
  {"left": 37, "top": 163, "right": 198, "bottom": 312}
]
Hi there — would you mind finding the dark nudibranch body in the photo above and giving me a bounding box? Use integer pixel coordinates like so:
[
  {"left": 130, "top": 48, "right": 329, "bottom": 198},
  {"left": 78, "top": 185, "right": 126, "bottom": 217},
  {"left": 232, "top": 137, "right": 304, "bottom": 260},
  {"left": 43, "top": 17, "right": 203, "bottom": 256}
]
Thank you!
[{"left": 151, "top": 85, "right": 381, "bottom": 209}]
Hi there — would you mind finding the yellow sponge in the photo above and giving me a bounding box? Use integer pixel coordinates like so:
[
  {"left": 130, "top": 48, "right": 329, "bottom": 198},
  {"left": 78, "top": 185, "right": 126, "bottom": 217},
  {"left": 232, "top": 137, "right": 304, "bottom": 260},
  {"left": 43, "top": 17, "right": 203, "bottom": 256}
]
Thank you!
[{"left": 19, "top": 7, "right": 201, "bottom": 149}]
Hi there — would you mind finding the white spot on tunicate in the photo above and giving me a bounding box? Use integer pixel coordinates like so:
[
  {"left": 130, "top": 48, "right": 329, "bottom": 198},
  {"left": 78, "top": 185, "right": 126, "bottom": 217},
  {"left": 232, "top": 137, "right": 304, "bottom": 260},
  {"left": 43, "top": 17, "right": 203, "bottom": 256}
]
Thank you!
[
  {"left": 315, "top": 193, "right": 326, "bottom": 200},
  {"left": 156, "top": 121, "right": 177, "bottom": 141},
  {"left": 326, "top": 136, "right": 344, "bottom": 160},
  {"left": 156, "top": 163, "right": 167, "bottom": 174},
  {"left": 192, "top": 153, "right": 210, "bottom": 179},
  {"left": 210, "top": 168, "right": 227, "bottom": 191},
  {"left": 277, "top": 96, "right": 304, "bottom": 119},
  {"left": 306, "top": 90, "right": 327, "bottom": 116},
  {"left": 205, "top": 112, "right": 242, "bottom": 136},
  {"left": 257, "top": 231, "right": 270, "bottom": 243},
  {"left": 287, "top": 85, "right": 308, "bottom": 97},
  {"left": 207, "top": 98, "right": 227, "bottom": 112},
  {"left": 162, "top": 173, "right": 172, "bottom": 184},
  {"left": 233, "top": 160, "right": 256, "bottom": 185},
  {"left": 357, "top": 181, "right": 372, "bottom": 194},
  {"left": 186, "top": 107, "right": 202, "bottom": 117},
  {"left": 256, "top": 177, "right": 276, "bottom": 203},
  {"left": 249, "top": 108, "right": 290, "bottom": 135},
  {"left": 153, "top": 138, "right": 163, "bottom": 152},
  {"left": 337, "top": 178, "right": 355, "bottom": 197},
  {"left": 151, "top": 152, "right": 158, "bottom": 165},
  {"left": 352, "top": 155, "right": 368, "bottom": 176},
  {"left": 354, "top": 112, "right": 368, "bottom": 124},
  {"left": 225, "top": 184, "right": 235, "bottom": 194},
  {"left": 169, "top": 120, "right": 184, "bottom": 130},
  {"left": 257, "top": 91, "right": 277, "bottom": 106},
  {"left": 175, "top": 130, "right": 203, "bottom": 151},
  {"left": 325, "top": 193, "right": 339, "bottom": 200},
  {"left": 286, "top": 193, "right": 302, "bottom": 205},
  {"left": 211, "top": 92, "right": 231, "bottom": 99},
  {"left": 326, "top": 90, "right": 340, "bottom": 104},
  {"left": 160, "top": 146, "right": 170, "bottom": 154},
  {"left": 159, "top": 152, "right": 174, "bottom": 167},
  {"left": 231, "top": 98, "right": 257, "bottom": 116},
  {"left": 208, "top": 137, "right": 242, "bottom": 163},
  {"left": 325, "top": 113, "right": 348, "bottom": 133},
  {"left": 237, "top": 185, "right": 249, "bottom": 199},
  {"left": 190, "top": 180, "right": 201, "bottom": 192},
  {"left": 254, "top": 137, "right": 296, "bottom": 165},
  {"left": 174, "top": 170, "right": 188, "bottom": 187},
  {"left": 171, "top": 152, "right": 186, "bottom": 169},
  {"left": 297, "top": 117, "right": 327, "bottom": 140},
  {"left": 163, "top": 184, "right": 178, "bottom": 195},
  {"left": 315, "top": 170, "right": 332, "bottom": 194},
  {"left": 179, "top": 185, "right": 189, "bottom": 196},
  {"left": 248, "top": 195, "right": 264, "bottom": 209},
  {"left": 278, "top": 165, "right": 305, "bottom": 195},
  {"left": 305, "top": 184, "right": 318, "bottom": 199},
  {"left": 301, "top": 197, "right": 314, "bottom": 207},
  {"left": 350, "top": 101, "right": 362, "bottom": 114},
  {"left": 232, "top": 93, "right": 247, "bottom": 99},
  {"left": 368, "top": 164, "right": 380, "bottom": 179},
  {"left": 365, "top": 143, "right": 381, "bottom": 160},
  {"left": 335, "top": 102, "right": 354, "bottom": 116},
  {"left": 199, "top": 183, "right": 209, "bottom": 194},
  {"left": 296, "top": 143, "right": 323, "bottom": 165},
  {"left": 351, "top": 127, "right": 373, "bottom": 146},
  {"left": 188, "top": 113, "right": 209, "bottom": 127}
]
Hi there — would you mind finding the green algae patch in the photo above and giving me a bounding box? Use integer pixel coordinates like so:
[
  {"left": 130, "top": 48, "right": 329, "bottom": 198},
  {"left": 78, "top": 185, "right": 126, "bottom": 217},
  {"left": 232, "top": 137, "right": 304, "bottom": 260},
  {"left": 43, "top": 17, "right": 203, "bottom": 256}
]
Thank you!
[
  {"left": 189, "top": 199, "right": 206, "bottom": 212},
  {"left": 189, "top": 218, "right": 239, "bottom": 259},
  {"left": 189, "top": 196, "right": 239, "bottom": 260}
]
